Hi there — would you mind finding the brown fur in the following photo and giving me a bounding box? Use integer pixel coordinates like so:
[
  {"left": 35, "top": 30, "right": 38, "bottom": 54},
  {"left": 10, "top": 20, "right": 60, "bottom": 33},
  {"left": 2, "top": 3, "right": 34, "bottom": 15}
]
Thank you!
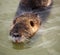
[
  {"left": 10, "top": 13, "right": 41, "bottom": 43},
  {"left": 10, "top": 0, "right": 52, "bottom": 43}
]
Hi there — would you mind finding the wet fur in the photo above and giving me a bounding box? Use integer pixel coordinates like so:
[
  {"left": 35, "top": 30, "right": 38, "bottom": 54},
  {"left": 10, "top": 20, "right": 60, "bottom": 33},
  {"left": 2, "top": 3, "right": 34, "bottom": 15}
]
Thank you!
[{"left": 10, "top": 0, "right": 52, "bottom": 43}]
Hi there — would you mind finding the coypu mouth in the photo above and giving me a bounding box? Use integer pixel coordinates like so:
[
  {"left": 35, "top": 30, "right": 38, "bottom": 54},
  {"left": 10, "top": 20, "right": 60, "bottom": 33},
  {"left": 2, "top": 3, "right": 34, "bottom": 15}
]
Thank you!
[
  {"left": 10, "top": 13, "right": 41, "bottom": 43},
  {"left": 10, "top": 33, "right": 28, "bottom": 43}
]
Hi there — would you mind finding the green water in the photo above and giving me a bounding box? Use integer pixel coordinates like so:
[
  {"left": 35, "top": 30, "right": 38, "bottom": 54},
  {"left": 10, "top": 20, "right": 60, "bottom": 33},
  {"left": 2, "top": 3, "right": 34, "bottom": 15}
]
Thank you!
[{"left": 0, "top": 0, "right": 60, "bottom": 55}]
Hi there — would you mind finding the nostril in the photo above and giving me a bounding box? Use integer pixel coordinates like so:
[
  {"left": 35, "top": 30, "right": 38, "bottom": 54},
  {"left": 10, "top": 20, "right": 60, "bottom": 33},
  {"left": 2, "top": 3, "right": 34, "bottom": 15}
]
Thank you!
[
  {"left": 13, "top": 34, "right": 19, "bottom": 37},
  {"left": 13, "top": 33, "right": 19, "bottom": 37}
]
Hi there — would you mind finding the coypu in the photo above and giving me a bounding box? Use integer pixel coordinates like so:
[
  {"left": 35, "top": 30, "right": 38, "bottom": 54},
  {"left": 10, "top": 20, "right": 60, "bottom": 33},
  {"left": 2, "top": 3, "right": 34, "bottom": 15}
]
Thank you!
[
  {"left": 10, "top": 13, "right": 41, "bottom": 43},
  {"left": 10, "top": 0, "right": 52, "bottom": 43},
  {"left": 20, "top": 0, "right": 52, "bottom": 9}
]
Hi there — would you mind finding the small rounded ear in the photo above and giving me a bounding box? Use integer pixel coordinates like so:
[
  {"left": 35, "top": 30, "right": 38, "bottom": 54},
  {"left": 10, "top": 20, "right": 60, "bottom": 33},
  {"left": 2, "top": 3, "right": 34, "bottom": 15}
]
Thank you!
[{"left": 37, "top": 15, "right": 42, "bottom": 25}]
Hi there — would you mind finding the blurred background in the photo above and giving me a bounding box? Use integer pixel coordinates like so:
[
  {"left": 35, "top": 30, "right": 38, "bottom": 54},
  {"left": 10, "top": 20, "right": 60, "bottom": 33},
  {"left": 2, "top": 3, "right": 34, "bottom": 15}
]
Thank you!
[{"left": 0, "top": 0, "right": 60, "bottom": 55}]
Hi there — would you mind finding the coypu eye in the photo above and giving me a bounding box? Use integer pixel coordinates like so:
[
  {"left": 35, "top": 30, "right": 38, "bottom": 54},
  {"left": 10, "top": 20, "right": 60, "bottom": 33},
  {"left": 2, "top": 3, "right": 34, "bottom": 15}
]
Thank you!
[{"left": 30, "top": 21, "right": 34, "bottom": 27}]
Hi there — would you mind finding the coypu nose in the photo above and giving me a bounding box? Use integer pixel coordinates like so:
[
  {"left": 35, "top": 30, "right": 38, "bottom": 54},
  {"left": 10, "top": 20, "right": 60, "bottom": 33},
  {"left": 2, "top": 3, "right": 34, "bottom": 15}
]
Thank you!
[{"left": 13, "top": 33, "right": 20, "bottom": 37}]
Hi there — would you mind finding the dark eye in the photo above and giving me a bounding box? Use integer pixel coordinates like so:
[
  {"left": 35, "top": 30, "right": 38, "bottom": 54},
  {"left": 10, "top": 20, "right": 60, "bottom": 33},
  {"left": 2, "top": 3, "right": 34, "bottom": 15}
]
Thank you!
[{"left": 30, "top": 21, "right": 34, "bottom": 27}]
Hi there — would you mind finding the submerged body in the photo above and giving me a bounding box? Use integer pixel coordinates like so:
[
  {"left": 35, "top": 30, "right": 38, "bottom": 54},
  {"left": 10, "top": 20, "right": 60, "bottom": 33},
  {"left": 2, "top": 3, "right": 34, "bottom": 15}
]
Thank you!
[{"left": 10, "top": 0, "right": 52, "bottom": 43}]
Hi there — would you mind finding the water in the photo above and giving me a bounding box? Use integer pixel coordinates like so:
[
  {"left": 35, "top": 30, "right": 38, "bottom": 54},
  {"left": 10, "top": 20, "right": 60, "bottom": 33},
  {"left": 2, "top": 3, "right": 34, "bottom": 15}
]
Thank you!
[{"left": 0, "top": 0, "right": 60, "bottom": 55}]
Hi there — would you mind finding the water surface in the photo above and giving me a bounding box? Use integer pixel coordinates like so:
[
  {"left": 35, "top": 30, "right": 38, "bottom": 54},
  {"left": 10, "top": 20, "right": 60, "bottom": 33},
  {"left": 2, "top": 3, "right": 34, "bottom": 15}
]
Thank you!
[{"left": 0, "top": 0, "right": 60, "bottom": 55}]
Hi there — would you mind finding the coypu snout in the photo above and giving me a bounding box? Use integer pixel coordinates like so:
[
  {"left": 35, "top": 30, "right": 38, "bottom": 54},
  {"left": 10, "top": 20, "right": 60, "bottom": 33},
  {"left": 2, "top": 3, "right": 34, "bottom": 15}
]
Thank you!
[{"left": 10, "top": 13, "right": 41, "bottom": 43}]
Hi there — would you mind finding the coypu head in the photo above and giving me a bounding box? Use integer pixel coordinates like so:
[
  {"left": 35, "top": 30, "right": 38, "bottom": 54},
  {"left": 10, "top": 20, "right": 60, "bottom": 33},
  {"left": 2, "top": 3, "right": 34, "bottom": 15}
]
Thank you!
[{"left": 10, "top": 13, "right": 41, "bottom": 43}]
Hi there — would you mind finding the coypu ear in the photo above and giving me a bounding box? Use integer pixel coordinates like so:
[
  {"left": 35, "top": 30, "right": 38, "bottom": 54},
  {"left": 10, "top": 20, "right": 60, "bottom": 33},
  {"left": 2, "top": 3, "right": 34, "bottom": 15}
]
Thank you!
[
  {"left": 37, "top": 15, "right": 42, "bottom": 25},
  {"left": 37, "top": 14, "right": 42, "bottom": 25}
]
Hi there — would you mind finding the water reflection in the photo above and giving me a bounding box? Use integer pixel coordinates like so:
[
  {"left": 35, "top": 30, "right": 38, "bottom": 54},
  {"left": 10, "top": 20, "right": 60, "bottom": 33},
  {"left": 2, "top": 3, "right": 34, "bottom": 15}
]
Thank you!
[{"left": 12, "top": 42, "right": 30, "bottom": 50}]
